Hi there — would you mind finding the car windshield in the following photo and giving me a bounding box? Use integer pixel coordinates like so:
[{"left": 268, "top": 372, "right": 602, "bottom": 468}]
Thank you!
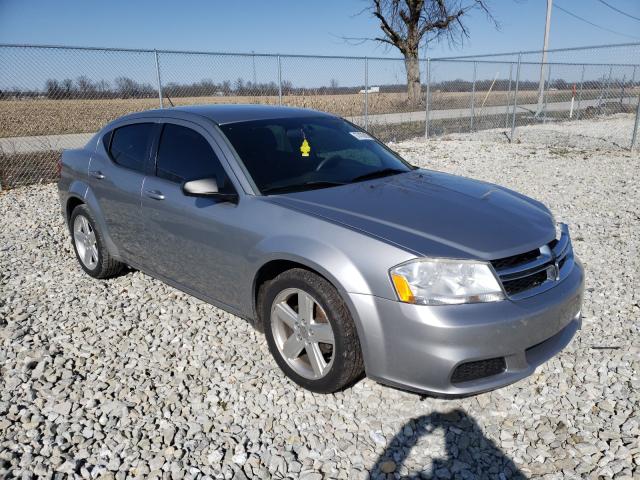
[{"left": 220, "top": 116, "right": 413, "bottom": 194}]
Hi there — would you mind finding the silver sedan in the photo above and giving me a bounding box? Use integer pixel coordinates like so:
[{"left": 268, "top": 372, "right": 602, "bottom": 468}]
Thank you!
[{"left": 58, "top": 105, "right": 584, "bottom": 395}]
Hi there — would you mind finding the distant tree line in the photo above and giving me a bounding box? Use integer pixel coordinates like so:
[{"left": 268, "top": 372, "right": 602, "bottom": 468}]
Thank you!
[
  {"left": 0, "top": 74, "right": 636, "bottom": 100},
  {"left": 44, "top": 76, "right": 157, "bottom": 99}
]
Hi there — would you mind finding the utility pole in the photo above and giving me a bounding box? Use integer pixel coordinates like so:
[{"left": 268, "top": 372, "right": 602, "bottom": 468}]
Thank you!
[{"left": 535, "top": 0, "right": 553, "bottom": 117}]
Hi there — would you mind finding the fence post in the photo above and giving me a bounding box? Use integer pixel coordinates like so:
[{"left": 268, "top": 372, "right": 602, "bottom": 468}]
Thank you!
[
  {"left": 154, "top": 50, "right": 163, "bottom": 109},
  {"left": 364, "top": 57, "right": 369, "bottom": 131},
  {"left": 576, "top": 64, "right": 585, "bottom": 120},
  {"left": 629, "top": 66, "right": 637, "bottom": 107},
  {"left": 542, "top": 64, "right": 552, "bottom": 123},
  {"left": 277, "top": 55, "right": 282, "bottom": 106},
  {"left": 424, "top": 57, "right": 431, "bottom": 140},
  {"left": 598, "top": 66, "right": 613, "bottom": 107},
  {"left": 632, "top": 93, "right": 640, "bottom": 150},
  {"left": 505, "top": 62, "right": 513, "bottom": 129},
  {"left": 470, "top": 61, "right": 477, "bottom": 131},
  {"left": 510, "top": 53, "right": 522, "bottom": 142},
  {"left": 604, "top": 65, "right": 613, "bottom": 102}
]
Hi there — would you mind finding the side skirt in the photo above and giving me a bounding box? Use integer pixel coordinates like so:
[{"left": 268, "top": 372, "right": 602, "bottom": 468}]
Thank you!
[{"left": 121, "top": 259, "right": 260, "bottom": 330}]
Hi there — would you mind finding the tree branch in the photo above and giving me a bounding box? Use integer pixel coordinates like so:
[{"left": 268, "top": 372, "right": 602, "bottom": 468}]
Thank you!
[
  {"left": 348, "top": 1, "right": 497, "bottom": 56},
  {"left": 374, "top": 36, "right": 398, "bottom": 46},
  {"left": 372, "top": 0, "right": 406, "bottom": 50}
]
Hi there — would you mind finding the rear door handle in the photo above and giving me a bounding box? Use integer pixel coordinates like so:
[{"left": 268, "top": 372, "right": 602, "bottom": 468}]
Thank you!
[
  {"left": 89, "top": 170, "right": 105, "bottom": 179},
  {"left": 144, "top": 189, "right": 165, "bottom": 200}
]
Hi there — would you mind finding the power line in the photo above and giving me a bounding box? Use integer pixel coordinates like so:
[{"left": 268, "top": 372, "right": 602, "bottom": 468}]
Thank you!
[
  {"left": 554, "top": 3, "right": 640, "bottom": 40},
  {"left": 596, "top": 0, "right": 640, "bottom": 22}
]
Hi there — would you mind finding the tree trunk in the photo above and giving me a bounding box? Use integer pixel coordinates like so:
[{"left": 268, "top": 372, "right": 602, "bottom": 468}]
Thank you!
[{"left": 404, "top": 52, "right": 422, "bottom": 107}]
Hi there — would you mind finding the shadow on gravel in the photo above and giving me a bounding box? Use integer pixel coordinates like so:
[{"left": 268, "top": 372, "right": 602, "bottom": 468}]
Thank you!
[{"left": 369, "top": 409, "right": 526, "bottom": 479}]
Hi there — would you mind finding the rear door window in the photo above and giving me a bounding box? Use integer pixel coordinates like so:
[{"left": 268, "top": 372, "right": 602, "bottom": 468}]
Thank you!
[
  {"left": 108, "top": 123, "right": 154, "bottom": 173},
  {"left": 155, "top": 123, "right": 230, "bottom": 189}
]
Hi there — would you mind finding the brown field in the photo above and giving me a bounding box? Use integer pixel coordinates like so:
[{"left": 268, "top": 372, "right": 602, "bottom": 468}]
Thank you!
[
  {"left": 1, "top": 88, "right": 629, "bottom": 138},
  {"left": 0, "top": 94, "right": 406, "bottom": 138},
  {"left": 1, "top": 103, "right": 635, "bottom": 189}
]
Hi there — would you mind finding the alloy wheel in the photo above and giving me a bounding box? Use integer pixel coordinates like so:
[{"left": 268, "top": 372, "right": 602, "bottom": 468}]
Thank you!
[
  {"left": 73, "top": 214, "right": 99, "bottom": 270},
  {"left": 270, "top": 288, "right": 336, "bottom": 379}
]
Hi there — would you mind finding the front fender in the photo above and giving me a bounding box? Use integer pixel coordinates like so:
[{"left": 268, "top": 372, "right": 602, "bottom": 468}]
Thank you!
[
  {"left": 249, "top": 234, "right": 385, "bottom": 371},
  {"left": 252, "top": 234, "right": 373, "bottom": 296}
]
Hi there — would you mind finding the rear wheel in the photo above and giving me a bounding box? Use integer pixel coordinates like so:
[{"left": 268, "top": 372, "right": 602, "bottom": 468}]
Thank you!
[
  {"left": 260, "top": 268, "right": 364, "bottom": 393},
  {"left": 70, "top": 205, "right": 123, "bottom": 279}
]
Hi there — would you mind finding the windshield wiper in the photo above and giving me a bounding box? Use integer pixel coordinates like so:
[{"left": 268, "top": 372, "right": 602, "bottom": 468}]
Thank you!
[
  {"left": 349, "top": 168, "right": 406, "bottom": 183},
  {"left": 262, "top": 181, "right": 346, "bottom": 195}
]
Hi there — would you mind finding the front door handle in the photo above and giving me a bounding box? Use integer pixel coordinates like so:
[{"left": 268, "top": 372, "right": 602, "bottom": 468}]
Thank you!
[
  {"left": 89, "top": 170, "right": 105, "bottom": 179},
  {"left": 144, "top": 189, "right": 165, "bottom": 200}
]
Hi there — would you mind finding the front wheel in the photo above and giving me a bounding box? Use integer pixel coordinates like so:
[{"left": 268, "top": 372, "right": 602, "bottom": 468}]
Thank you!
[{"left": 260, "top": 268, "right": 364, "bottom": 393}]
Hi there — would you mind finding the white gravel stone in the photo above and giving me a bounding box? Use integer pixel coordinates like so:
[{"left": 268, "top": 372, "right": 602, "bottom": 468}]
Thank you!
[{"left": 1, "top": 115, "right": 638, "bottom": 478}]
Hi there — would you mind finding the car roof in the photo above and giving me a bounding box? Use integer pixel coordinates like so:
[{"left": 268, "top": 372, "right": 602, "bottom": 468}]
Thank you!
[{"left": 120, "top": 104, "right": 336, "bottom": 125}]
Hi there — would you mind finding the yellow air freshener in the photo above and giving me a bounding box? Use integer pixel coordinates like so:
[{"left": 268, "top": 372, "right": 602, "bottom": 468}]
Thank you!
[{"left": 300, "top": 139, "right": 310, "bottom": 157}]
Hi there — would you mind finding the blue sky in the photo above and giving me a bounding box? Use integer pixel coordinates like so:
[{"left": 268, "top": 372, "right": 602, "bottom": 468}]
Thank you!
[
  {"left": 1, "top": 0, "right": 639, "bottom": 58},
  {"left": 1, "top": 1, "right": 638, "bottom": 92}
]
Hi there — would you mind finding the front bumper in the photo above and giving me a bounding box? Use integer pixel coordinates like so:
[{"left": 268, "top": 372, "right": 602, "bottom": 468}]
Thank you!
[{"left": 350, "top": 259, "right": 584, "bottom": 396}]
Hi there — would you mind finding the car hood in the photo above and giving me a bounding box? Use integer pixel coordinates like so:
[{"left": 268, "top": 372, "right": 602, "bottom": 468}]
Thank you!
[{"left": 267, "top": 169, "right": 555, "bottom": 260}]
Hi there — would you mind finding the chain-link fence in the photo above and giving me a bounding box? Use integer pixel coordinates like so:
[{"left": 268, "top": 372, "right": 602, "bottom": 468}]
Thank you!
[
  {"left": 428, "top": 42, "right": 640, "bottom": 143},
  {"left": 1, "top": 42, "right": 639, "bottom": 189}
]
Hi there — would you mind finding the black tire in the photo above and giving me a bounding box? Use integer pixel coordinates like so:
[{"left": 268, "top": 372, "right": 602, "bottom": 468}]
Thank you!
[
  {"left": 69, "top": 204, "right": 123, "bottom": 279},
  {"left": 260, "top": 268, "right": 364, "bottom": 393}
]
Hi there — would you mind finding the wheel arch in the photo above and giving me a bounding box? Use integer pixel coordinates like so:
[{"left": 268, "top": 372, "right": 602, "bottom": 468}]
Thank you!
[
  {"left": 66, "top": 195, "right": 85, "bottom": 226},
  {"left": 251, "top": 254, "right": 367, "bottom": 343},
  {"left": 252, "top": 259, "right": 333, "bottom": 325},
  {"left": 71, "top": 185, "right": 122, "bottom": 261}
]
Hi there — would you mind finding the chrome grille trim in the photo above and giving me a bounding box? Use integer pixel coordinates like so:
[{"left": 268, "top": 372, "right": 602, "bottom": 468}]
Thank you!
[
  {"left": 491, "top": 224, "right": 574, "bottom": 300},
  {"left": 498, "top": 256, "right": 554, "bottom": 280},
  {"left": 555, "top": 236, "right": 571, "bottom": 258}
]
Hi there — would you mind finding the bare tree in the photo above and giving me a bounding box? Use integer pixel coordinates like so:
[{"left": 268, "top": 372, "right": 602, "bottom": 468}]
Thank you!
[
  {"left": 365, "top": 0, "right": 495, "bottom": 105},
  {"left": 45, "top": 79, "right": 62, "bottom": 99},
  {"left": 61, "top": 78, "right": 74, "bottom": 98},
  {"left": 95, "top": 80, "right": 111, "bottom": 97},
  {"left": 76, "top": 76, "right": 96, "bottom": 98}
]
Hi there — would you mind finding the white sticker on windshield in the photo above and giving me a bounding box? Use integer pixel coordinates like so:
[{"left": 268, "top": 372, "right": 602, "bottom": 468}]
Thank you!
[{"left": 349, "top": 131, "right": 374, "bottom": 140}]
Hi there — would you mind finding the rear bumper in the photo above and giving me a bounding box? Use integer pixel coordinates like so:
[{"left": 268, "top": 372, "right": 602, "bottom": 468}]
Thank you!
[{"left": 350, "top": 259, "right": 584, "bottom": 396}]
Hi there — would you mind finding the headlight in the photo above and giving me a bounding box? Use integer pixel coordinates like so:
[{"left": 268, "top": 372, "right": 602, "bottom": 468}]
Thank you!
[{"left": 390, "top": 258, "right": 505, "bottom": 305}]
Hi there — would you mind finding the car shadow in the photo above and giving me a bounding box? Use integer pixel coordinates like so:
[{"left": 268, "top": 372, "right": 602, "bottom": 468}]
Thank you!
[{"left": 368, "top": 409, "right": 526, "bottom": 479}]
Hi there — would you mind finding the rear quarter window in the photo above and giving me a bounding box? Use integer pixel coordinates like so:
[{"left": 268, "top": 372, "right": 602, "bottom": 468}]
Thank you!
[{"left": 106, "top": 123, "right": 155, "bottom": 173}]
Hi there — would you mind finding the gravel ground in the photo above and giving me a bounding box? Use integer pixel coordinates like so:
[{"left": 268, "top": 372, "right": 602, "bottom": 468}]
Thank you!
[{"left": 1, "top": 115, "right": 639, "bottom": 479}]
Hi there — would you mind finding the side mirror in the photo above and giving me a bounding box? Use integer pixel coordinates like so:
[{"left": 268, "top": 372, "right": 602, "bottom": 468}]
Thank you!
[{"left": 182, "top": 177, "right": 238, "bottom": 203}]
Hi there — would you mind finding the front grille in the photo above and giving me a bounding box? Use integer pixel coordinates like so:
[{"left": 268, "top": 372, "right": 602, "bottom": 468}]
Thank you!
[
  {"left": 491, "top": 249, "right": 540, "bottom": 270},
  {"left": 501, "top": 270, "right": 547, "bottom": 295},
  {"left": 558, "top": 256, "right": 566, "bottom": 270},
  {"left": 451, "top": 357, "right": 506, "bottom": 384},
  {"left": 490, "top": 229, "right": 573, "bottom": 298}
]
